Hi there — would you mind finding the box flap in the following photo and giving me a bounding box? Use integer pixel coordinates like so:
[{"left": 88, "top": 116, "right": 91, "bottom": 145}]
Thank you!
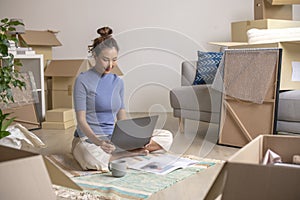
[
  {"left": 111, "top": 65, "right": 123, "bottom": 76},
  {"left": 228, "top": 135, "right": 263, "bottom": 164},
  {"left": 45, "top": 59, "right": 88, "bottom": 77},
  {"left": 44, "top": 157, "right": 82, "bottom": 190},
  {"left": 20, "top": 30, "right": 62, "bottom": 46},
  {"left": 0, "top": 144, "right": 36, "bottom": 161}
]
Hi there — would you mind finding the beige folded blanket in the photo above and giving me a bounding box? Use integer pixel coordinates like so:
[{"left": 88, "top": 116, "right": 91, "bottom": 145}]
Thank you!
[{"left": 247, "top": 27, "right": 300, "bottom": 44}]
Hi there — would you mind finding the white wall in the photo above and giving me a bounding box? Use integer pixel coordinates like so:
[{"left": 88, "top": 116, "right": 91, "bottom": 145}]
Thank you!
[{"left": 1, "top": 0, "right": 300, "bottom": 112}]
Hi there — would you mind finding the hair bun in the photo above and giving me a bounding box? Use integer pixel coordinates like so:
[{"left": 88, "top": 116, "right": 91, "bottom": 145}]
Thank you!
[{"left": 97, "top": 27, "right": 113, "bottom": 37}]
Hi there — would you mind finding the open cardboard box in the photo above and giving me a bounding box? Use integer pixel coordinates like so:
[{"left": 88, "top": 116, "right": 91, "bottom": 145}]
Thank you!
[
  {"left": 19, "top": 30, "right": 62, "bottom": 66},
  {"left": 44, "top": 59, "right": 90, "bottom": 109},
  {"left": 205, "top": 135, "right": 300, "bottom": 200},
  {"left": 0, "top": 145, "right": 82, "bottom": 200}
]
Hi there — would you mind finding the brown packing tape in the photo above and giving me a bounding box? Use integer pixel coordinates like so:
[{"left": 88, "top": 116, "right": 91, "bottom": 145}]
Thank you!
[{"left": 68, "top": 85, "right": 72, "bottom": 96}]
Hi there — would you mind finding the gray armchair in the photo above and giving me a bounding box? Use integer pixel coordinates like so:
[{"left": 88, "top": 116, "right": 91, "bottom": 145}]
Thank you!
[{"left": 169, "top": 61, "right": 222, "bottom": 133}]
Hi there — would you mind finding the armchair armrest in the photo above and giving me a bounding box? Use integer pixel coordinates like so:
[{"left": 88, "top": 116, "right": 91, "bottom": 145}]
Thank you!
[{"left": 181, "top": 61, "right": 197, "bottom": 86}]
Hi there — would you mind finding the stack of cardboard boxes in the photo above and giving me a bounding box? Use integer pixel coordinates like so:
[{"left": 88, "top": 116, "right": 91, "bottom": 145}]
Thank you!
[
  {"left": 42, "top": 59, "right": 90, "bottom": 130},
  {"left": 44, "top": 59, "right": 90, "bottom": 110}
]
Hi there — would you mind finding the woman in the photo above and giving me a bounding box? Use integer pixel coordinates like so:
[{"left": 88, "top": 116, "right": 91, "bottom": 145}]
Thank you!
[{"left": 72, "top": 27, "right": 173, "bottom": 171}]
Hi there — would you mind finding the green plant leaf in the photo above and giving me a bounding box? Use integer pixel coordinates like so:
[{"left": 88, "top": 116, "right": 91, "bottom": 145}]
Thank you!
[
  {"left": 1, "top": 18, "right": 9, "bottom": 23},
  {"left": 0, "top": 131, "right": 10, "bottom": 139},
  {"left": 0, "top": 17, "right": 26, "bottom": 104},
  {"left": 8, "top": 27, "right": 16, "bottom": 32},
  {"left": 0, "top": 112, "right": 10, "bottom": 122},
  {"left": 9, "top": 20, "right": 24, "bottom": 26},
  {"left": 1, "top": 116, "right": 16, "bottom": 131}
]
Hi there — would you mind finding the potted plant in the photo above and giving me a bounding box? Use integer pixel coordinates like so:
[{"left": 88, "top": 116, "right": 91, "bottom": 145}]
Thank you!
[{"left": 0, "top": 18, "right": 26, "bottom": 139}]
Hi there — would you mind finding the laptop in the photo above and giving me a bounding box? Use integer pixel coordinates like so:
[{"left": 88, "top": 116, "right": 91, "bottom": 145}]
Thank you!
[{"left": 111, "top": 115, "right": 159, "bottom": 152}]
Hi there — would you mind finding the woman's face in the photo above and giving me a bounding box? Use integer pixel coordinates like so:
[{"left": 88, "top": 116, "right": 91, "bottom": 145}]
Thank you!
[{"left": 95, "top": 47, "right": 118, "bottom": 74}]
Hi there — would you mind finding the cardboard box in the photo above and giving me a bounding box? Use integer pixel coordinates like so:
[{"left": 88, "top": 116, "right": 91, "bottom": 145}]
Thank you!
[
  {"left": 254, "top": 0, "right": 293, "bottom": 20},
  {"left": 45, "top": 108, "right": 75, "bottom": 122},
  {"left": 52, "top": 90, "right": 74, "bottom": 109},
  {"left": 231, "top": 19, "right": 300, "bottom": 42},
  {"left": 19, "top": 30, "right": 62, "bottom": 66},
  {"left": 205, "top": 135, "right": 300, "bottom": 200},
  {"left": 267, "top": 0, "right": 300, "bottom": 5},
  {"left": 42, "top": 120, "right": 76, "bottom": 130},
  {"left": 0, "top": 145, "right": 81, "bottom": 200},
  {"left": 44, "top": 59, "right": 89, "bottom": 109},
  {"left": 211, "top": 41, "right": 300, "bottom": 90}
]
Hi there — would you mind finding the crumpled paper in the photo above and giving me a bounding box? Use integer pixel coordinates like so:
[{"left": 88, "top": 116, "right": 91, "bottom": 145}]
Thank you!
[
  {"left": 0, "top": 123, "right": 46, "bottom": 153},
  {"left": 262, "top": 149, "right": 282, "bottom": 165}
]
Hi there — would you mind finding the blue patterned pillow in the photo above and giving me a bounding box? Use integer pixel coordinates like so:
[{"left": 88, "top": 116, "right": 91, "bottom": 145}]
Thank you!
[{"left": 193, "top": 51, "right": 223, "bottom": 85}]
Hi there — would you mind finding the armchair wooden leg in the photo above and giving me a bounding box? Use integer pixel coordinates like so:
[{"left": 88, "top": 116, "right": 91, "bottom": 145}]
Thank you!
[{"left": 179, "top": 118, "right": 185, "bottom": 134}]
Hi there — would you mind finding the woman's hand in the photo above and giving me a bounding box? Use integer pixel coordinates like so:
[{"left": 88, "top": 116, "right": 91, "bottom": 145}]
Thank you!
[{"left": 99, "top": 140, "right": 116, "bottom": 154}]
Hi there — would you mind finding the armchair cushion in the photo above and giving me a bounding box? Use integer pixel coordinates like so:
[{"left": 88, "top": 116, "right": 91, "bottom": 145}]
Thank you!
[
  {"left": 170, "top": 85, "right": 220, "bottom": 113},
  {"left": 193, "top": 51, "right": 223, "bottom": 85},
  {"left": 278, "top": 90, "right": 300, "bottom": 122},
  {"left": 169, "top": 84, "right": 221, "bottom": 123}
]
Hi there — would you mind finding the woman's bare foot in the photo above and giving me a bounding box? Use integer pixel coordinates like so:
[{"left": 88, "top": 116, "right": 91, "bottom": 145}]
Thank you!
[{"left": 145, "top": 140, "right": 163, "bottom": 152}]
